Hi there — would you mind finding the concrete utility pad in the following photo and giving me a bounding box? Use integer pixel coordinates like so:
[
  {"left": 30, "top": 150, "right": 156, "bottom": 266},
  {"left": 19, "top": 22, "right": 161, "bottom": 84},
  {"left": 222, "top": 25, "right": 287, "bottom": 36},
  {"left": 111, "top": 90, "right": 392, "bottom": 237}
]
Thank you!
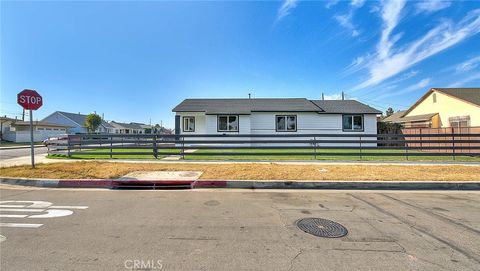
[{"left": 118, "top": 170, "right": 203, "bottom": 180}]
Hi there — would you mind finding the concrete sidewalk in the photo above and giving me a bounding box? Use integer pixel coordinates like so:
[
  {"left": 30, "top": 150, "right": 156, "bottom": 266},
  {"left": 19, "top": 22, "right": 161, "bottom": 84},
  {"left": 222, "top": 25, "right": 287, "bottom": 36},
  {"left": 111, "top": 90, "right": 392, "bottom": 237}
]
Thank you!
[
  {"left": 0, "top": 154, "right": 78, "bottom": 167},
  {"left": 0, "top": 144, "right": 44, "bottom": 150}
]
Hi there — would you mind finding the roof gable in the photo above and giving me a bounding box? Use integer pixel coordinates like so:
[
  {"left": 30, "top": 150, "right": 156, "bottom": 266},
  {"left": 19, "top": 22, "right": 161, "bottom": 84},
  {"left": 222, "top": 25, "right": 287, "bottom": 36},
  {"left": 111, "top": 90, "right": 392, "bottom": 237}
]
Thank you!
[
  {"left": 404, "top": 88, "right": 480, "bottom": 116},
  {"left": 57, "top": 111, "right": 113, "bottom": 128},
  {"left": 433, "top": 88, "right": 480, "bottom": 106}
]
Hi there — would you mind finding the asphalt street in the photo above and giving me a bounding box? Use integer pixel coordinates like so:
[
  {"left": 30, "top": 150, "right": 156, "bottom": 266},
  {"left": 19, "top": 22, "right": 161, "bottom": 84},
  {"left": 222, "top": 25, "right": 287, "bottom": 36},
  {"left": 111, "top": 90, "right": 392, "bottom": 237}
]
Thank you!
[
  {"left": 0, "top": 146, "right": 48, "bottom": 160},
  {"left": 1, "top": 186, "right": 479, "bottom": 271}
]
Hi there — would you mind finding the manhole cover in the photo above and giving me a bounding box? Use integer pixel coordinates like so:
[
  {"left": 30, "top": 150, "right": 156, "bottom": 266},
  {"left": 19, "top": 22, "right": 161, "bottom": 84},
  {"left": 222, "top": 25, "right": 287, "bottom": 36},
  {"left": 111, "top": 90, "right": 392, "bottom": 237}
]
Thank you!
[{"left": 296, "top": 218, "right": 348, "bottom": 238}]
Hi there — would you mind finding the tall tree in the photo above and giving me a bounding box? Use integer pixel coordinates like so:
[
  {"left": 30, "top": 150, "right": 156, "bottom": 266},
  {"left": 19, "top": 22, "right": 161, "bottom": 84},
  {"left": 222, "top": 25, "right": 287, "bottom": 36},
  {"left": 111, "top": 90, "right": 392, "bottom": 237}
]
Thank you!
[
  {"left": 385, "top": 107, "right": 394, "bottom": 117},
  {"left": 84, "top": 113, "right": 102, "bottom": 133}
]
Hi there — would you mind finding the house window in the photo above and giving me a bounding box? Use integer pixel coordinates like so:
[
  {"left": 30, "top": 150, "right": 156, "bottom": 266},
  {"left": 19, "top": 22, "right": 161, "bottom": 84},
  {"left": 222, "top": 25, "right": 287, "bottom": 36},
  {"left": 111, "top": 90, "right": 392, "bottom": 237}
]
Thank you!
[
  {"left": 37, "top": 127, "right": 45, "bottom": 131},
  {"left": 276, "top": 115, "right": 297, "bottom": 132},
  {"left": 182, "top": 116, "right": 195, "bottom": 132},
  {"left": 218, "top": 115, "right": 238, "bottom": 132},
  {"left": 433, "top": 93, "right": 437, "bottom": 103},
  {"left": 449, "top": 116, "right": 470, "bottom": 128},
  {"left": 343, "top": 115, "right": 364, "bottom": 131}
]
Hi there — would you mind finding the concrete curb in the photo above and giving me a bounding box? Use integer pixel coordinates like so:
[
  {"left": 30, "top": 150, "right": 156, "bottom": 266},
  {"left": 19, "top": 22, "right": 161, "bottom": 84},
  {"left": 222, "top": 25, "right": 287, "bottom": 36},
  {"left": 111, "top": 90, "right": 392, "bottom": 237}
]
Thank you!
[
  {"left": 222, "top": 180, "right": 480, "bottom": 190},
  {"left": 1, "top": 177, "right": 479, "bottom": 190}
]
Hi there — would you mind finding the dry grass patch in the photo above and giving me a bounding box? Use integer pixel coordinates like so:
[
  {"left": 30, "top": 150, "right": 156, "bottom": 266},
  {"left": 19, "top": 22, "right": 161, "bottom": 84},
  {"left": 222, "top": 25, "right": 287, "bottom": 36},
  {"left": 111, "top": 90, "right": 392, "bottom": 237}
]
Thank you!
[{"left": 1, "top": 162, "right": 479, "bottom": 181}]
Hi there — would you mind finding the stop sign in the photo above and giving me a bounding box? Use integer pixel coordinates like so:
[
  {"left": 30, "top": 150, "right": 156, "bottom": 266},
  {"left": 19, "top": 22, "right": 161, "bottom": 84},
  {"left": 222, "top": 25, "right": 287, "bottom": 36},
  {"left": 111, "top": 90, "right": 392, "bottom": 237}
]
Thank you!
[{"left": 17, "top": 89, "right": 43, "bottom": 110}]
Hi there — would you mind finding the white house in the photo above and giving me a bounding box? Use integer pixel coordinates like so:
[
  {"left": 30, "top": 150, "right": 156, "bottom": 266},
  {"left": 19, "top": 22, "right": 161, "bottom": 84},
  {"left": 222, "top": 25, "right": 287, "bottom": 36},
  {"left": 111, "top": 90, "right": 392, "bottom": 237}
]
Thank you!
[
  {"left": 42, "top": 111, "right": 115, "bottom": 134},
  {"left": 172, "top": 98, "right": 381, "bottom": 145},
  {"left": 1, "top": 116, "right": 16, "bottom": 141},
  {"left": 2, "top": 120, "right": 70, "bottom": 143},
  {"left": 109, "top": 121, "right": 153, "bottom": 134}
]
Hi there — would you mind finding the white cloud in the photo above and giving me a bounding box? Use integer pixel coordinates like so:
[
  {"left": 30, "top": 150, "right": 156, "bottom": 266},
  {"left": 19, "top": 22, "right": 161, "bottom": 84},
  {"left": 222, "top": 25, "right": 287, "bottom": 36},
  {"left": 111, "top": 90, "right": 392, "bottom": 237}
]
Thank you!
[
  {"left": 326, "top": 0, "right": 340, "bottom": 9},
  {"left": 334, "top": 13, "right": 360, "bottom": 37},
  {"left": 351, "top": 0, "right": 366, "bottom": 8},
  {"left": 377, "top": 78, "right": 431, "bottom": 99},
  {"left": 323, "top": 94, "right": 342, "bottom": 100},
  {"left": 333, "top": 0, "right": 366, "bottom": 37},
  {"left": 352, "top": 6, "right": 480, "bottom": 91},
  {"left": 276, "top": 0, "right": 299, "bottom": 21},
  {"left": 415, "top": 1, "right": 451, "bottom": 14},
  {"left": 447, "top": 72, "right": 480, "bottom": 87},
  {"left": 455, "top": 56, "right": 480, "bottom": 72}
]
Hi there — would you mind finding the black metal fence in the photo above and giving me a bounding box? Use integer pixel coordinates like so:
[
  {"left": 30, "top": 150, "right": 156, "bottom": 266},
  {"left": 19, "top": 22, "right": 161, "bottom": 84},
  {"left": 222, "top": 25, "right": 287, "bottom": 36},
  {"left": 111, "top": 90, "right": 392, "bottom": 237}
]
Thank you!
[{"left": 46, "top": 133, "right": 480, "bottom": 160}]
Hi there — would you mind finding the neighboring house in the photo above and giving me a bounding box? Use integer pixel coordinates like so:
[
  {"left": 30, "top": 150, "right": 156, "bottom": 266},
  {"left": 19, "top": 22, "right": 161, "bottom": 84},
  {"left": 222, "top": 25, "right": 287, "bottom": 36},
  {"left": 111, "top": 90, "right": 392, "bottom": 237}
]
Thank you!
[
  {"left": 1, "top": 116, "right": 16, "bottom": 140},
  {"left": 42, "top": 111, "right": 115, "bottom": 133},
  {"left": 2, "top": 121, "right": 70, "bottom": 143},
  {"left": 109, "top": 121, "right": 152, "bottom": 134},
  {"left": 384, "top": 88, "right": 480, "bottom": 128},
  {"left": 131, "top": 122, "right": 154, "bottom": 134},
  {"left": 172, "top": 98, "right": 381, "bottom": 140}
]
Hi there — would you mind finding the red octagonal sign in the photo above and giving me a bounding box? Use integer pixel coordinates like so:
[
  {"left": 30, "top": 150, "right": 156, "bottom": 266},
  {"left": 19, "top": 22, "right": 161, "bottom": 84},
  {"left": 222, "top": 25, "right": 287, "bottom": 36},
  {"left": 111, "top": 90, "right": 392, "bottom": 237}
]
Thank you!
[{"left": 17, "top": 89, "right": 43, "bottom": 110}]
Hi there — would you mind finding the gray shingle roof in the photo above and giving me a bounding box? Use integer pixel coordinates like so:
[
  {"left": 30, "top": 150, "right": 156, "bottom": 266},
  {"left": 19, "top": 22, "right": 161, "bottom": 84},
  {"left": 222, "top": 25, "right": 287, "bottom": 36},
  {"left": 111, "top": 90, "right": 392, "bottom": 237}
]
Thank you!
[
  {"left": 384, "top": 112, "right": 437, "bottom": 123},
  {"left": 311, "top": 100, "right": 382, "bottom": 114},
  {"left": 12, "top": 121, "right": 72, "bottom": 128},
  {"left": 58, "top": 111, "right": 114, "bottom": 128},
  {"left": 110, "top": 121, "right": 144, "bottom": 130},
  {"left": 173, "top": 98, "right": 321, "bottom": 114},
  {"left": 173, "top": 98, "right": 380, "bottom": 114},
  {"left": 383, "top": 110, "right": 407, "bottom": 122},
  {"left": 433, "top": 88, "right": 480, "bottom": 106}
]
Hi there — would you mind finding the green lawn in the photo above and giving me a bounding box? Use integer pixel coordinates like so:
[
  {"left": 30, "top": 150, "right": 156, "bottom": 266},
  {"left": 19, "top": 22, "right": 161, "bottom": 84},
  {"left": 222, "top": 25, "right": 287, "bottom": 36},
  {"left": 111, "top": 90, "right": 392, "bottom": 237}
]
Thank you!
[
  {"left": 47, "top": 147, "right": 480, "bottom": 162},
  {"left": 48, "top": 148, "right": 180, "bottom": 159}
]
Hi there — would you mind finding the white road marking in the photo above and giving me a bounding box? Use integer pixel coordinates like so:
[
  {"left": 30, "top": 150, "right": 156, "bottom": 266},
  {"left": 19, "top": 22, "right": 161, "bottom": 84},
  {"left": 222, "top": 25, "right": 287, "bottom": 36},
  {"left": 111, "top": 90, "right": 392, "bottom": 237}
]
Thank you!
[
  {"left": 0, "top": 201, "right": 52, "bottom": 208},
  {"left": 0, "top": 235, "right": 6, "bottom": 243},
  {"left": 0, "top": 214, "right": 28, "bottom": 218},
  {"left": 28, "top": 209, "right": 73, "bottom": 218},
  {"left": 50, "top": 206, "right": 89, "bottom": 209},
  {"left": 0, "top": 208, "right": 45, "bottom": 212},
  {"left": 0, "top": 223, "right": 43, "bottom": 228},
  {"left": 0, "top": 200, "right": 87, "bottom": 231}
]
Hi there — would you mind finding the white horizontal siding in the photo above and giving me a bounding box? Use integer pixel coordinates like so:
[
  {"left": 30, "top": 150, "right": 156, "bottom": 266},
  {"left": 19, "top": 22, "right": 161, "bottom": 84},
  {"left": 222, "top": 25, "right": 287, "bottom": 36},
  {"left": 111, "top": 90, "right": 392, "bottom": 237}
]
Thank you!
[
  {"left": 3, "top": 130, "right": 66, "bottom": 143},
  {"left": 42, "top": 112, "right": 86, "bottom": 134},
  {"left": 177, "top": 112, "right": 207, "bottom": 135},
  {"left": 175, "top": 111, "right": 378, "bottom": 147}
]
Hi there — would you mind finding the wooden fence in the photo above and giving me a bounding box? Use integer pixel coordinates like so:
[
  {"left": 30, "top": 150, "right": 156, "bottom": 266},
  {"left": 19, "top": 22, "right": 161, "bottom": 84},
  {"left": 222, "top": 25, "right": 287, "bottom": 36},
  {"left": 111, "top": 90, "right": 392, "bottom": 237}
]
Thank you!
[{"left": 401, "top": 127, "right": 480, "bottom": 154}]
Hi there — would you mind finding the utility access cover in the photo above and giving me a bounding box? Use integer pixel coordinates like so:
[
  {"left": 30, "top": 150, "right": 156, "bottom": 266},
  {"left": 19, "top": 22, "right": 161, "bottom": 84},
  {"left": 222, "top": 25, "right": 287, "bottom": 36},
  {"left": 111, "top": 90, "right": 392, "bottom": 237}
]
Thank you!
[{"left": 296, "top": 218, "right": 348, "bottom": 238}]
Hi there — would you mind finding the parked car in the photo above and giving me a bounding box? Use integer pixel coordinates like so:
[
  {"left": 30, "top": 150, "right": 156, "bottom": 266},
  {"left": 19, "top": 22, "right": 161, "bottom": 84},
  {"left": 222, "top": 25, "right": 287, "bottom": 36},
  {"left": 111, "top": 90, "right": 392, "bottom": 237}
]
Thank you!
[{"left": 43, "top": 135, "right": 68, "bottom": 147}]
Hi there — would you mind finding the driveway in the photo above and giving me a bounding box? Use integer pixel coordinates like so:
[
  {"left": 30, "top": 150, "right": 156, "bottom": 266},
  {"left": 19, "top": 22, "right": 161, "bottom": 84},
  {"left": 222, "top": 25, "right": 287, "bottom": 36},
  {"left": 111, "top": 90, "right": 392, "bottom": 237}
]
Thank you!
[{"left": 1, "top": 187, "right": 479, "bottom": 270}]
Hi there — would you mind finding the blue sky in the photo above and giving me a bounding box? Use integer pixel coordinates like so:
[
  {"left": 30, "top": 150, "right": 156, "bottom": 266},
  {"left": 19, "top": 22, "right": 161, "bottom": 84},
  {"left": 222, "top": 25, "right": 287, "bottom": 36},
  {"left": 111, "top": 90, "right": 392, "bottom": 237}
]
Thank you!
[{"left": 1, "top": 0, "right": 479, "bottom": 128}]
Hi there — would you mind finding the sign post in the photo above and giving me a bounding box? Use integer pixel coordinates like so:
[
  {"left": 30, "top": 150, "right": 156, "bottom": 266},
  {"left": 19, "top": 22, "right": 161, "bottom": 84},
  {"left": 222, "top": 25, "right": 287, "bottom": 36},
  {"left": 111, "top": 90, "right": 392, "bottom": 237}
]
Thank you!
[{"left": 17, "top": 89, "right": 43, "bottom": 168}]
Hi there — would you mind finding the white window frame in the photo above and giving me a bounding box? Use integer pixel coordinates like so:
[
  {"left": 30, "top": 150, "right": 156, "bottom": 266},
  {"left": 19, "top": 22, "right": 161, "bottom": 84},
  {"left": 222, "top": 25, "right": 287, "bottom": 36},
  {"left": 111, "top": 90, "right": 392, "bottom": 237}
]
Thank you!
[
  {"left": 276, "top": 115, "right": 297, "bottom": 132},
  {"left": 342, "top": 114, "right": 364, "bottom": 132},
  {"left": 217, "top": 115, "right": 239, "bottom": 132},
  {"left": 182, "top": 116, "right": 195, "bottom": 132}
]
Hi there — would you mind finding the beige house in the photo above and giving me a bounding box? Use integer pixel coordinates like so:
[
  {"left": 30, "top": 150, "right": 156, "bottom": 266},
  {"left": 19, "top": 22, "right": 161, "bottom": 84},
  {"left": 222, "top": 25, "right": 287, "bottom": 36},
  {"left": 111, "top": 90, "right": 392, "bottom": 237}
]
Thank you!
[{"left": 384, "top": 88, "right": 480, "bottom": 128}]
